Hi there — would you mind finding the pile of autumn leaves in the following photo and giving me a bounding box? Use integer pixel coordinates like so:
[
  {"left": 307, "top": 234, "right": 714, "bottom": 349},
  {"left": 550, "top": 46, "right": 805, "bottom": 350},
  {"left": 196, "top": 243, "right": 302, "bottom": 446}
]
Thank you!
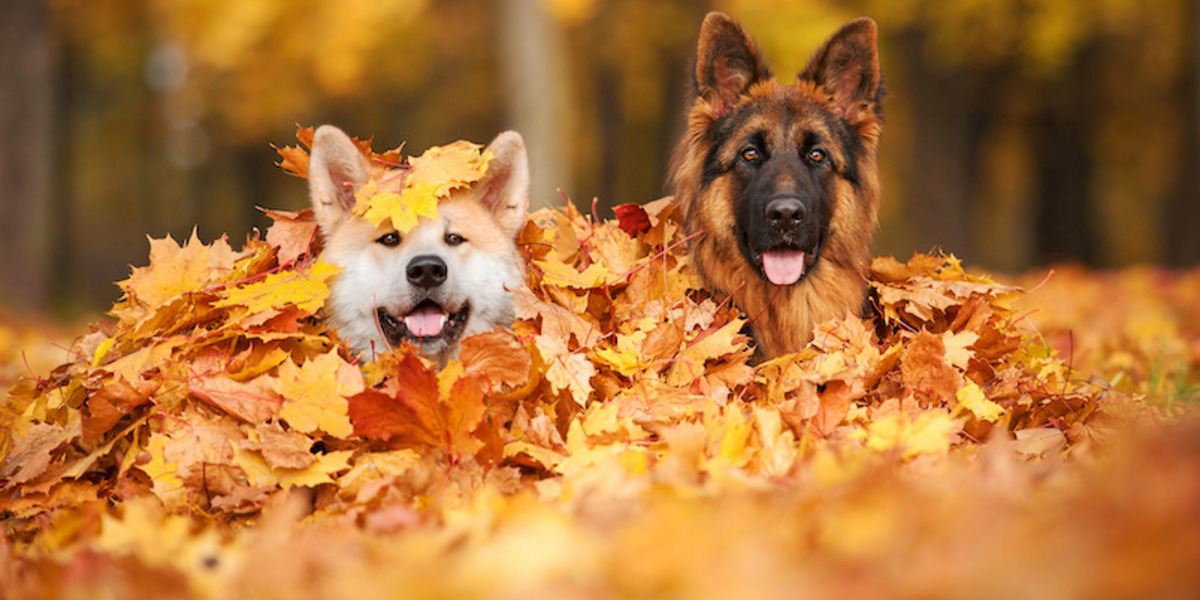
[{"left": 2, "top": 132, "right": 1180, "bottom": 597}]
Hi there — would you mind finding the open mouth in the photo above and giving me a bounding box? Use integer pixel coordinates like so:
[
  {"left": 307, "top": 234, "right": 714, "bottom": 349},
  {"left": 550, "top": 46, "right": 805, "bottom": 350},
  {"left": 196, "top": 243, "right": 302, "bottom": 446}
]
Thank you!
[
  {"left": 756, "top": 245, "right": 821, "bottom": 286},
  {"left": 739, "top": 228, "right": 823, "bottom": 286},
  {"left": 376, "top": 300, "right": 470, "bottom": 350}
]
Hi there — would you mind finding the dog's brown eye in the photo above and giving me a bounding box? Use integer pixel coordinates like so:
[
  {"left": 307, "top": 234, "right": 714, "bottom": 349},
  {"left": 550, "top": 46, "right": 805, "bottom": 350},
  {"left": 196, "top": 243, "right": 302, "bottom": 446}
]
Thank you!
[
  {"left": 445, "top": 232, "right": 466, "bottom": 246},
  {"left": 376, "top": 232, "right": 401, "bottom": 247},
  {"left": 807, "top": 148, "right": 826, "bottom": 163},
  {"left": 740, "top": 146, "right": 760, "bottom": 163}
]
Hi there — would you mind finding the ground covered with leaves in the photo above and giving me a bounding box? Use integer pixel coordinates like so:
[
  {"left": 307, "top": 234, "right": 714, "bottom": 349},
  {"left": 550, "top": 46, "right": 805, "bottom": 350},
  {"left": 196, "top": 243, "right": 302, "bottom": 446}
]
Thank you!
[{"left": 2, "top": 135, "right": 1199, "bottom": 599}]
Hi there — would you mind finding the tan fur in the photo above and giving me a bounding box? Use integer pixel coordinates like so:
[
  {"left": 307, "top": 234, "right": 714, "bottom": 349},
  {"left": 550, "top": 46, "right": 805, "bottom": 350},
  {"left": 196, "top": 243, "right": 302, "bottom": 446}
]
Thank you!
[
  {"left": 671, "top": 13, "right": 884, "bottom": 359},
  {"left": 319, "top": 197, "right": 516, "bottom": 282}
]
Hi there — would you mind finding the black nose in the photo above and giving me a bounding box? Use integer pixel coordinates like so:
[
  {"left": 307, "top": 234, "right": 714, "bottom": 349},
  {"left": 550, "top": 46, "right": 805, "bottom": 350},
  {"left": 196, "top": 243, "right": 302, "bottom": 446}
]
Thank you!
[
  {"left": 406, "top": 255, "right": 447, "bottom": 288},
  {"left": 766, "top": 197, "right": 807, "bottom": 231}
]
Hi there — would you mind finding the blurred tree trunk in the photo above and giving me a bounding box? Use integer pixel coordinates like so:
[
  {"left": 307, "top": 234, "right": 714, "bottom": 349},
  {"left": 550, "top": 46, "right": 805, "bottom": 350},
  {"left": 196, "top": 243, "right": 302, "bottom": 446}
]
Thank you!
[
  {"left": 1167, "top": 0, "right": 1200, "bottom": 266},
  {"left": 594, "top": 12, "right": 622, "bottom": 212},
  {"left": 1034, "top": 44, "right": 1100, "bottom": 266},
  {"left": 0, "top": 0, "right": 56, "bottom": 310},
  {"left": 59, "top": 8, "right": 153, "bottom": 311},
  {"left": 498, "top": 0, "right": 569, "bottom": 210},
  {"left": 895, "top": 30, "right": 988, "bottom": 262}
]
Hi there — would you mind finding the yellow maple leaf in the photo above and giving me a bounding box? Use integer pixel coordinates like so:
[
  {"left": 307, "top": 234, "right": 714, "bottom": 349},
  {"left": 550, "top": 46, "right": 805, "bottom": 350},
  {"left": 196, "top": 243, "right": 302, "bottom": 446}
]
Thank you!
[
  {"left": 213, "top": 260, "right": 340, "bottom": 315},
  {"left": 234, "top": 446, "right": 353, "bottom": 488},
  {"left": 338, "top": 449, "right": 422, "bottom": 500},
  {"left": 437, "top": 359, "right": 466, "bottom": 399},
  {"left": 276, "top": 351, "right": 363, "bottom": 438},
  {"left": 956, "top": 380, "right": 1006, "bottom": 423},
  {"left": 579, "top": 400, "right": 650, "bottom": 441},
  {"left": 942, "top": 330, "right": 979, "bottom": 371},
  {"left": 580, "top": 401, "right": 622, "bottom": 436},
  {"left": 555, "top": 419, "right": 649, "bottom": 478},
  {"left": 96, "top": 499, "right": 193, "bottom": 568},
  {"left": 358, "top": 184, "right": 440, "bottom": 232},
  {"left": 534, "top": 258, "right": 613, "bottom": 289},
  {"left": 537, "top": 334, "right": 595, "bottom": 406},
  {"left": 590, "top": 330, "right": 646, "bottom": 377},
  {"left": 141, "top": 433, "right": 183, "bottom": 496},
  {"left": 504, "top": 440, "right": 568, "bottom": 470},
  {"left": 703, "top": 402, "right": 754, "bottom": 471},
  {"left": 753, "top": 407, "right": 798, "bottom": 477},
  {"left": 119, "top": 231, "right": 241, "bottom": 307},
  {"left": 852, "top": 412, "right": 959, "bottom": 459},
  {"left": 352, "top": 140, "right": 490, "bottom": 232},
  {"left": 407, "top": 140, "right": 492, "bottom": 192},
  {"left": 666, "top": 320, "right": 746, "bottom": 386},
  {"left": 91, "top": 337, "right": 116, "bottom": 367}
]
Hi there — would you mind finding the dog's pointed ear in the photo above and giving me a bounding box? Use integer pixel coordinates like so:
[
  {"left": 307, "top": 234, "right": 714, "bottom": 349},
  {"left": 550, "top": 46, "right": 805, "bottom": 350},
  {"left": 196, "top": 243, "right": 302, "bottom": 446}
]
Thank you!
[
  {"left": 695, "top": 12, "right": 771, "bottom": 116},
  {"left": 477, "top": 131, "right": 529, "bottom": 238},
  {"left": 800, "top": 17, "right": 883, "bottom": 125},
  {"left": 308, "top": 125, "right": 371, "bottom": 233}
]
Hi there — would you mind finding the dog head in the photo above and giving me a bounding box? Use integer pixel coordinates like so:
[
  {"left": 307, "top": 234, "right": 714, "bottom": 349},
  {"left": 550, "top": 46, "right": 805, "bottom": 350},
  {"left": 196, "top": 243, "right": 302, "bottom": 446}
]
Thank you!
[
  {"left": 307, "top": 126, "right": 529, "bottom": 363},
  {"left": 686, "top": 13, "right": 883, "bottom": 286}
]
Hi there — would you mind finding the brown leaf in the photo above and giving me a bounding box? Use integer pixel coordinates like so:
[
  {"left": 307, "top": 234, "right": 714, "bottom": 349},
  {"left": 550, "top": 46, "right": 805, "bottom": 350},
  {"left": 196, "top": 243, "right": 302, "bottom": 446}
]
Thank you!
[
  {"left": 779, "top": 380, "right": 820, "bottom": 433},
  {"left": 262, "top": 208, "right": 319, "bottom": 266},
  {"left": 900, "top": 330, "right": 963, "bottom": 405},
  {"left": 640, "top": 320, "right": 685, "bottom": 365},
  {"left": 870, "top": 253, "right": 948, "bottom": 283},
  {"left": 812, "top": 380, "right": 855, "bottom": 435},
  {"left": 1, "top": 423, "right": 71, "bottom": 485},
  {"left": 274, "top": 126, "right": 315, "bottom": 178},
  {"left": 81, "top": 376, "right": 158, "bottom": 445},
  {"left": 189, "top": 369, "right": 282, "bottom": 424},
  {"left": 247, "top": 422, "right": 315, "bottom": 470},
  {"left": 460, "top": 330, "right": 532, "bottom": 394}
]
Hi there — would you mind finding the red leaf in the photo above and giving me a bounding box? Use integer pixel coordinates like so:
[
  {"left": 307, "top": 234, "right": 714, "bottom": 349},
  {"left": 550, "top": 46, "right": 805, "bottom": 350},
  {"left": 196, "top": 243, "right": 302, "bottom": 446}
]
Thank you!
[
  {"left": 348, "top": 351, "right": 488, "bottom": 459},
  {"left": 614, "top": 203, "right": 651, "bottom": 236},
  {"left": 347, "top": 352, "right": 441, "bottom": 446}
]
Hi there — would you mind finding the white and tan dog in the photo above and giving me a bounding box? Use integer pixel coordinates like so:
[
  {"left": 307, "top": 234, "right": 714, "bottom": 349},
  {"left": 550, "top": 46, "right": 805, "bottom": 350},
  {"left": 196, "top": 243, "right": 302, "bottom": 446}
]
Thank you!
[{"left": 307, "top": 125, "right": 529, "bottom": 363}]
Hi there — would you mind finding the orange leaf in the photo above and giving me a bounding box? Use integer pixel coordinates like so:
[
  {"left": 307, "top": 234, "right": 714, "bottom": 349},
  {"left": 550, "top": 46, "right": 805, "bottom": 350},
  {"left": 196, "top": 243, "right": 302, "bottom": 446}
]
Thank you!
[
  {"left": 349, "top": 351, "right": 489, "bottom": 458},
  {"left": 406, "top": 140, "right": 491, "bottom": 193},
  {"left": 1, "top": 423, "right": 72, "bottom": 486},
  {"left": 189, "top": 371, "right": 281, "bottom": 424},
  {"left": 81, "top": 376, "right": 157, "bottom": 445},
  {"left": 348, "top": 351, "right": 442, "bottom": 447},
  {"left": 243, "top": 422, "right": 315, "bottom": 470},
  {"left": 811, "top": 380, "right": 855, "bottom": 436},
  {"left": 900, "top": 330, "right": 962, "bottom": 405},
  {"left": 441, "top": 374, "right": 488, "bottom": 458},
  {"left": 119, "top": 231, "right": 241, "bottom": 308},
  {"left": 262, "top": 208, "right": 319, "bottom": 266},
  {"left": 459, "top": 330, "right": 532, "bottom": 394}
]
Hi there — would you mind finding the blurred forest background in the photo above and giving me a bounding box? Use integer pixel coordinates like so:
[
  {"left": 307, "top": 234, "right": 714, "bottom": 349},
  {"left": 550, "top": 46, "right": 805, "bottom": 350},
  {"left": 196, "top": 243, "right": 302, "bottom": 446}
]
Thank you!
[{"left": 1, "top": 0, "right": 1198, "bottom": 315}]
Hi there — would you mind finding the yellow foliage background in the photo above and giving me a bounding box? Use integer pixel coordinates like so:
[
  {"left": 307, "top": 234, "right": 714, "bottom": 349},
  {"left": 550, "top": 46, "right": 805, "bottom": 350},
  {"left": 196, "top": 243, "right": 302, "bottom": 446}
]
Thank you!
[{"left": 1, "top": 0, "right": 1197, "bottom": 312}]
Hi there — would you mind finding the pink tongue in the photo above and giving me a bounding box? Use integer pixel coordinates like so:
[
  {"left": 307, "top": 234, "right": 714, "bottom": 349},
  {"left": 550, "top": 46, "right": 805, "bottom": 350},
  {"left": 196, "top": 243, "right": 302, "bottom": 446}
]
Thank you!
[
  {"left": 404, "top": 305, "right": 446, "bottom": 337},
  {"left": 762, "top": 250, "right": 807, "bottom": 285}
]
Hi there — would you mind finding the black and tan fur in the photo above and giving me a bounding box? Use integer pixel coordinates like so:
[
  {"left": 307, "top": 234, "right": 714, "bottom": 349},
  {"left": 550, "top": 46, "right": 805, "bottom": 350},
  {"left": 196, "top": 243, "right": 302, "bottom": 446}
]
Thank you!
[{"left": 670, "top": 12, "right": 884, "bottom": 358}]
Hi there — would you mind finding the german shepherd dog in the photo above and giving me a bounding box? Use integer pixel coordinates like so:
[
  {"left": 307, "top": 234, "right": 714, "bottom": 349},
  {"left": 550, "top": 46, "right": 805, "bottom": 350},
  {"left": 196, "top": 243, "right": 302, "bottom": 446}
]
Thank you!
[{"left": 670, "top": 13, "right": 884, "bottom": 358}]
